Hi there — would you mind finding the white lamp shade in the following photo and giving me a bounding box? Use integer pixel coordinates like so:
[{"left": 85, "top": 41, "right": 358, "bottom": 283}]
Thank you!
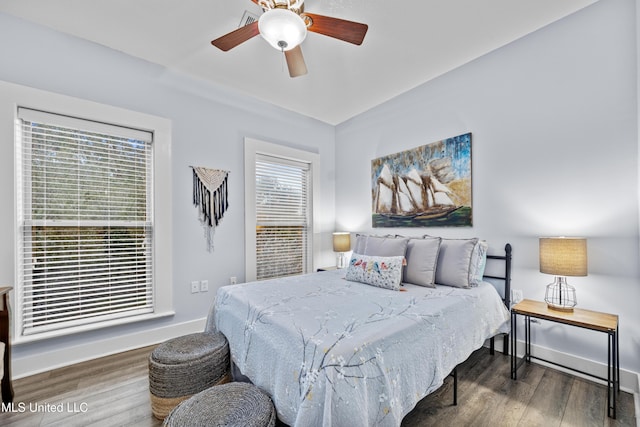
[
  {"left": 539, "top": 237, "right": 587, "bottom": 277},
  {"left": 258, "top": 8, "right": 307, "bottom": 51}
]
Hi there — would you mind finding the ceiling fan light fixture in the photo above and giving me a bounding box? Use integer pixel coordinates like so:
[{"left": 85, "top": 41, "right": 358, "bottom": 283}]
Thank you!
[{"left": 258, "top": 8, "right": 307, "bottom": 51}]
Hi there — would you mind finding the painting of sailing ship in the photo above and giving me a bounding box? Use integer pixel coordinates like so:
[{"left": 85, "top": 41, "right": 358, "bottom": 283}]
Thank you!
[{"left": 372, "top": 133, "right": 472, "bottom": 227}]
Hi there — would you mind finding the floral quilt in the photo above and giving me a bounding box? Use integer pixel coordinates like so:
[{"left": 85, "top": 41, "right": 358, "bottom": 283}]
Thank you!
[{"left": 213, "top": 269, "right": 510, "bottom": 427}]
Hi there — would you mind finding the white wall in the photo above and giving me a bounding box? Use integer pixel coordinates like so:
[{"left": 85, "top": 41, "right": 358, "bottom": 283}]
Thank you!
[
  {"left": 0, "top": 13, "right": 336, "bottom": 376},
  {"left": 336, "top": 0, "right": 640, "bottom": 377}
]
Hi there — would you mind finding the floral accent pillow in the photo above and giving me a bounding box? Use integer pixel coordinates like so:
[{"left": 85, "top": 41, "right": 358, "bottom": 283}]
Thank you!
[{"left": 345, "top": 254, "right": 404, "bottom": 291}]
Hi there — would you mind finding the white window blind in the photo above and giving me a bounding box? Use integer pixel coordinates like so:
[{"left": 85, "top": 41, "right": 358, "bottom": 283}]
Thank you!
[
  {"left": 255, "top": 154, "right": 311, "bottom": 280},
  {"left": 17, "top": 107, "right": 154, "bottom": 336}
]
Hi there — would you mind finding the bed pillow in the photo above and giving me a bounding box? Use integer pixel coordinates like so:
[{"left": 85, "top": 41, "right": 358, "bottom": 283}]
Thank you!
[
  {"left": 353, "top": 234, "right": 368, "bottom": 254},
  {"left": 469, "top": 240, "right": 489, "bottom": 286},
  {"left": 353, "top": 235, "right": 409, "bottom": 257},
  {"left": 403, "top": 237, "right": 442, "bottom": 287},
  {"left": 435, "top": 238, "right": 479, "bottom": 288},
  {"left": 345, "top": 254, "right": 404, "bottom": 291}
]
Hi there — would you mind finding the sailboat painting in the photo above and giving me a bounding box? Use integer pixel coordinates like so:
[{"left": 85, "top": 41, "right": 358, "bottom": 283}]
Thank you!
[{"left": 372, "top": 133, "right": 472, "bottom": 227}]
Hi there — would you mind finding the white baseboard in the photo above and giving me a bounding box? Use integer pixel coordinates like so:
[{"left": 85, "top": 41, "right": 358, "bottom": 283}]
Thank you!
[
  {"left": 502, "top": 337, "right": 639, "bottom": 394},
  {"left": 12, "top": 318, "right": 206, "bottom": 379}
]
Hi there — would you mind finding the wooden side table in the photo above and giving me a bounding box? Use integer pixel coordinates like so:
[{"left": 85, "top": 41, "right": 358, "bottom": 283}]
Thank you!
[
  {"left": 511, "top": 299, "right": 619, "bottom": 418},
  {"left": 0, "top": 287, "right": 13, "bottom": 403}
]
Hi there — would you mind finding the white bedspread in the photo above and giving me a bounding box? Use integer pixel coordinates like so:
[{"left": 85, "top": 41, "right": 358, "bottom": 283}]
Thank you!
[{"left": 213, "top": 269, "right": 510, "bottom": 427}]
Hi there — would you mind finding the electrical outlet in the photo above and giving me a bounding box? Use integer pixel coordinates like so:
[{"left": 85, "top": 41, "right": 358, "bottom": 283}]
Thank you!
[
  {"left": 230, "top": 276, "right": 237, "bottom": 285},
  {"left": 191, "top": 281, "right": 200, "bottom": 293},
  {"left": 512, "top": 289, "right": 524, "bottom": 304},
  {"left": 200, "top": 280, "right": 209, "bottom": 292}
]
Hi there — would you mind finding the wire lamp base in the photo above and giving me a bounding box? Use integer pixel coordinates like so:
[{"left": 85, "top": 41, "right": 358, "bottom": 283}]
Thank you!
[{"left": 545, "top": 276, "right": 577, "bottom": 312}]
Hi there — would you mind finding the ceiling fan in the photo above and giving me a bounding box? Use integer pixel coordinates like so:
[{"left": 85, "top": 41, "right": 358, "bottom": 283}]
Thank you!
[{"left": 211, "top": 0, "right": 368, "bottom": 78}]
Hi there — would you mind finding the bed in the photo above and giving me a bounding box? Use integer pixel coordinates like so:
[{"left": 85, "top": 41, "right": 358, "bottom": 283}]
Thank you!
[{"left": 210, "top": 236, "right": 512, "bottom": 427}]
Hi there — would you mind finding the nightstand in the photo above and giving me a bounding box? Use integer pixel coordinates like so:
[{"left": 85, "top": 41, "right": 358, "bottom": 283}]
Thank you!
[
  {"left": 511, "top": 299, "right": 619, "bottom": 418},
  {"left": 316, "top": 266, "right": 338, "bottom": 272}
]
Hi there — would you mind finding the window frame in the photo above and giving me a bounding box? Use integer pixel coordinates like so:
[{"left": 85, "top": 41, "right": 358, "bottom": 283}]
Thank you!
[
  {"left": 244, "top": 137, "right": 320, "bottom": 282},
  {"left": 3, "top": 81, "right": 173, "bottom": 344}
]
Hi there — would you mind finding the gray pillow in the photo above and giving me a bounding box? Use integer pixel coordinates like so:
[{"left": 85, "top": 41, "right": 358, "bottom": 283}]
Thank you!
[
  {"left": 403, "top": 237, "right": 442, "bottom": 287},
  {"left": 355, "top": 235, "right": 409, "bottom": 257},
  {"left": 435, "top": 238, "right": 479, "bottom": 288},
  {"left": 353, "top": 234, "right": 368, "bottom": 254}
]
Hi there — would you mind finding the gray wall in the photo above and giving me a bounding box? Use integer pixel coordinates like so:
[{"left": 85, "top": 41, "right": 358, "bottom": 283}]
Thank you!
[
  {"left": 336, "top": 0, "right": 640, "bottom": 375},
  {"left": 0, "top": 12, "right": 336, "bottom": 375}
]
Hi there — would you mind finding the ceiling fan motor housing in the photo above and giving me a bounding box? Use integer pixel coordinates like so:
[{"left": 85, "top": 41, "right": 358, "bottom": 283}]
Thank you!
[{"left": 259, "top": 0, "right": 305, "bottom": 13}]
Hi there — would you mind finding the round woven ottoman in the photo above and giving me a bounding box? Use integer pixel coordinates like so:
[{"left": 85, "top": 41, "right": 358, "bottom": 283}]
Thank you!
[
  {"left": 149, "top": 331, "right": 230, "bottom": 420},
  {"left": 164, "top": 382, "right": 276, "bottom": 427}
]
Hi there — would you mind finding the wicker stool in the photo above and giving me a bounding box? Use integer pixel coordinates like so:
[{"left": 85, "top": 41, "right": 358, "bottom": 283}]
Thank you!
[
  {"left": 164, "top": 382, "right": 276, "bottom": 427},
  {"left": 149, "top": 331, "right": 230, "bottom": 419}
]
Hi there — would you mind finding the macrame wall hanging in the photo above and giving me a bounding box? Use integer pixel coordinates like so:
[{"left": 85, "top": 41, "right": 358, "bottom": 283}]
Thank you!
[{"left": 191, "top": 166, "right": 229, "bottom": 251}]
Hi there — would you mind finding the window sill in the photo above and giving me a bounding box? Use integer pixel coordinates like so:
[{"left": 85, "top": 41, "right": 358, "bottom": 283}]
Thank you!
[{"left": 13, "top": 310, "right": 176, "bottom": 345}]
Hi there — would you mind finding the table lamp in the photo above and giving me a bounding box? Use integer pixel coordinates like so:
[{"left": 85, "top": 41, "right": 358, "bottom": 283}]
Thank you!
[
  {"left": 539, "top": 237, "right": 587, "bottom": 312},
  {"left": 333, "top": 232, "right": 351, "bottom": 269}
]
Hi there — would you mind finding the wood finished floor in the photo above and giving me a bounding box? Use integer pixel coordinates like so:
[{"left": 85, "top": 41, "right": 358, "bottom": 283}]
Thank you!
[{"left": 0, "top": 346, "right": 635, "bottom": 426}]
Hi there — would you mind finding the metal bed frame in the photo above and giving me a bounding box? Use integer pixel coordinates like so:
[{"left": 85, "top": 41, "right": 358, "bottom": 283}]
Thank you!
[
  {"left": 449, "top": 243, "right": 512, "bottom": 405},
  {"left": 485, "top": 243, "right": 513, "bottom": 356}
]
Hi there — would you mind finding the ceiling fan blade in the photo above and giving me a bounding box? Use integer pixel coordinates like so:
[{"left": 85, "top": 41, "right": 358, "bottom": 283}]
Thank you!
[
  {"left": 211, "top": 21, "right": 260, "bottom": 51},
  {"left": 284, "top": 46, "right": 308, "bottom": 78},
  {"left": 303, "top": 13, "right": 368, "bottom": 45}
]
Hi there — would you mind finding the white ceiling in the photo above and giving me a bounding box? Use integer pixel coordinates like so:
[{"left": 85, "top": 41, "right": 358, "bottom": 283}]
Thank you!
[{"left": 0, "top": 0, "right": 598, "bottom": 125}]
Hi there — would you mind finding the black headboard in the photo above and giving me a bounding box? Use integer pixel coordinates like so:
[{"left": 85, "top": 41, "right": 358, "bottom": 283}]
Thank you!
[
  {"left": 482, "top": 243, "right": 512, "bottom": 355},
  {"left": 483, "top": 243, "right": 512, "bottom": 309}
]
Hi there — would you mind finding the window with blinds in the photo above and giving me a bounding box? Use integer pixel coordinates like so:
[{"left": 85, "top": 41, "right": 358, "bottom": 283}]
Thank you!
[
  {"left": 255, "top": 154, "right": 311, "bottom": 280},
  {"left": 17, "top": 107, "right": 154, "bottom": 336}
]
